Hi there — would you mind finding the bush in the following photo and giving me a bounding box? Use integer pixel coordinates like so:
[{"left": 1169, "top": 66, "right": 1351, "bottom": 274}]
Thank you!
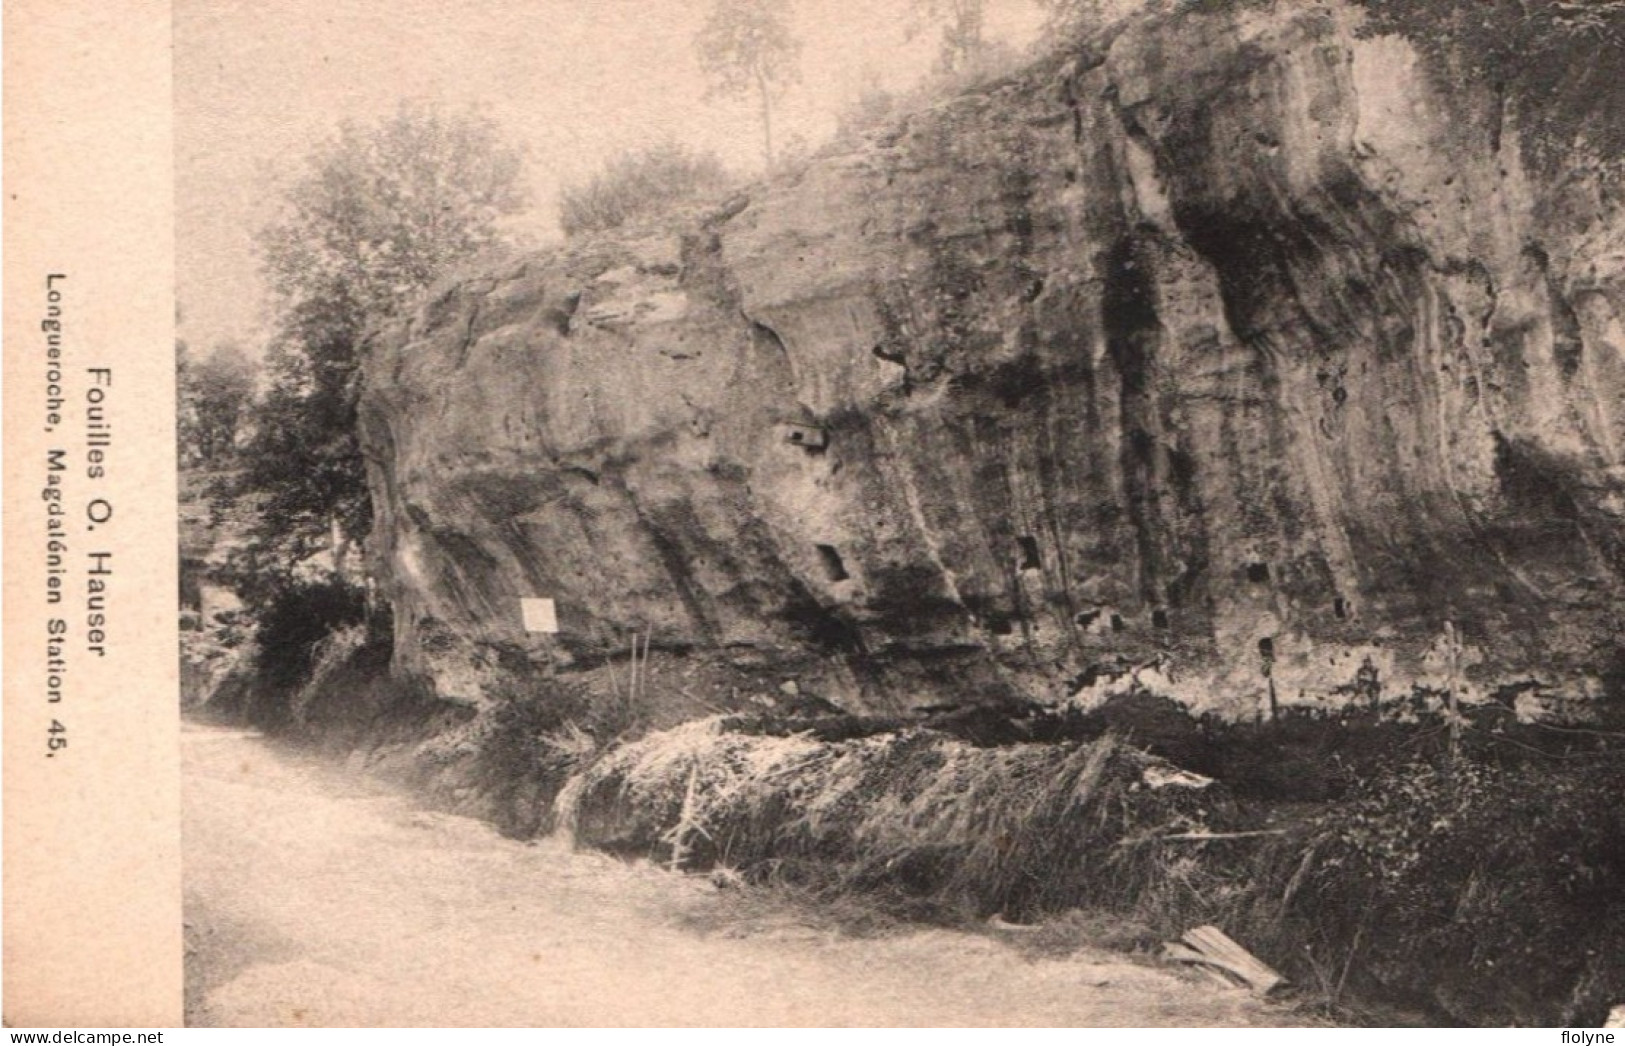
[
  {"left": 1305, "top": 755, "right": 1625, "bottom": 1025},
  {"left": 478, "top": 677, "right": 597, "bottom": 784},
  {"left": 833, "top": 78, "right": 899, "bottom": 143},
  {"left": 448, "top": 673, "right": 652, "bottom": 838},
  {"left": 246, "top": 576, "right": 369, "bottom": 726},
  {"left": 558, "top": 142, "right": 733, "bottom": 237}
]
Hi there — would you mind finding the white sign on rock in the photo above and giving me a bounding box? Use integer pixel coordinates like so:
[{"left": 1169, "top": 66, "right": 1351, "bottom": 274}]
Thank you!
[{"left": 520, "top": 597, "right": 559, "bottom": 633}]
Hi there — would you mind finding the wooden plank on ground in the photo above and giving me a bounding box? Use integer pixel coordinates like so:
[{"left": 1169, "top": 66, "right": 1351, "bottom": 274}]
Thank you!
[
  {"left": 1161, "top": 925, "right": 1284, "bottom": 994},
  {"left": 1160, "top": 942, "right": 1241, "bottom": 989}
]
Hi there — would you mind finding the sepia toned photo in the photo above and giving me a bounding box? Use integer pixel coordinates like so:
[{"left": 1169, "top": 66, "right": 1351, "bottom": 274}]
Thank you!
[{"left": 20, "top": 0, "right": 1625, "bottom": 1029}]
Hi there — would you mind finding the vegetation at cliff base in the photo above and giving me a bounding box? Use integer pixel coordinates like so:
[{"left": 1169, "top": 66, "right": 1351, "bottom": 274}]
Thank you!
[{"left": 536, "top": 713, "right": 1625, "bottom": 1026}]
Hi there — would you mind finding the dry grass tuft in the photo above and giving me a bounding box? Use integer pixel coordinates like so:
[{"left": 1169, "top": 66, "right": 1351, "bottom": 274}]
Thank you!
[{"left": 555, "top": 720, "right": 1227, "bottom": 920}]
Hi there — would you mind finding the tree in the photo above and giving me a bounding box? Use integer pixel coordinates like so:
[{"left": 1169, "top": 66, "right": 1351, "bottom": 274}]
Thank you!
[
  {"left": 1030, "top": 0, "right": 1110, "bottom": 40},
  {"left": 695, "top": 0, "right": 802, "bottom": 169},
  {"left": 238, "top": 101, "right": 527, "bottom": 584},
  {"left": 179, "top": 342, "right": 257, "bottom": 467},
  {"left": 259, "top": 100, "right": 527, "bottom": 324},
  {"left": 234, "top": 336, "right": 370, "bottom": 582},
  {"left": 909, "top": 0, "right": 988, "bottom": 75}
]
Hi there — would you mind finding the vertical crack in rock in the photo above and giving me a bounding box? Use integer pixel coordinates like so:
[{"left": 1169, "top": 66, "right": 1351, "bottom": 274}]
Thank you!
[
  {"left": 1100, "top": 232, "right": 1165, "bottom": 610},
  {"left": 455, "top": 296, "right": 483, "bottom": 370}
]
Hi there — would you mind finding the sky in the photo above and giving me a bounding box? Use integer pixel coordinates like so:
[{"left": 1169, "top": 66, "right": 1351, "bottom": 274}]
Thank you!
[{"left": 174, "top": 0, "right": 1049, "bottom": 356}]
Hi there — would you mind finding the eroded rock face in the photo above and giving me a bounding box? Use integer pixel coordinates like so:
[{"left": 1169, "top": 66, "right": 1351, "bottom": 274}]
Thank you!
[{"left": 360, "top": 1, "right": 1625, "bottom": 718}]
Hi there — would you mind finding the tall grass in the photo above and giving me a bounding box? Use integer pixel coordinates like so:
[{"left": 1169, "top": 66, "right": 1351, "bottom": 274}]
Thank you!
[{"left": 555, "top": 720, "right": 1230, "bottom": 919}]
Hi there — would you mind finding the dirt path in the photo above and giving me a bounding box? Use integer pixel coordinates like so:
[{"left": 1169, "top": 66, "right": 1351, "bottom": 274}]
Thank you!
[{"left": 183, "top": 723, "right": 1310, "bottom": 1027}]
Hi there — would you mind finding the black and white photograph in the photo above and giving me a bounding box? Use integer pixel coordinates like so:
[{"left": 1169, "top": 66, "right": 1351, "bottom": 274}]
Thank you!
[{"left": 13, "top": 0, "right": 1625, "bottom": 1030}]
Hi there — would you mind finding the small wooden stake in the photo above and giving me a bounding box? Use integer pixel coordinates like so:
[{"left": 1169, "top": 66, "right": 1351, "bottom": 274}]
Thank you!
[{"left": 664, "top": 762, "right": 709, "bottom": 873}]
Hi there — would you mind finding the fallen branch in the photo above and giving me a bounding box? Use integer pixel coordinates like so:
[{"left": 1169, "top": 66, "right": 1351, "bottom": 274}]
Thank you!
[
  {"left": 1124, "top": 829, "right": 1290, "bottom": 846},
  {"left": 1158, "top": 830, "right": 1288, "bottom": 841}
]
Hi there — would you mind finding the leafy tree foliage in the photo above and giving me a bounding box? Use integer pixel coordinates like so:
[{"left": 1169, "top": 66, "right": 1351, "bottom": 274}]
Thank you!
[
  {"left": 178, "top": 341, "right": 258, "bottom": 467},
  {"left": 558, "top": 141, "right": 733, "bottom": 238},
  {"left": 1354, "top": 0, "right": 1625, "bottom": 171},
  {"left": 259, "top": 101, "right": 527, "bottom": 323},
  {"left": 695, "top": 0, "right": 803, "bottom": 168},
  {"left": 233, "top": 338, "right": 371, "bottom": 588},
  {"left": 236, "top": 102, "right": 527, "bottom": 590}
]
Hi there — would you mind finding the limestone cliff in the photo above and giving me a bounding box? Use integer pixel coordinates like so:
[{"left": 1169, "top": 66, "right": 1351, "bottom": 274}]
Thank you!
[{"left": 359, "top": 0, "right": 1625, "bottom": 720}]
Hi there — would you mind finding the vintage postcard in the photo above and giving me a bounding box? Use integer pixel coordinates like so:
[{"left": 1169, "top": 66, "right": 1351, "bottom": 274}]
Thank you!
[{"left": 6, "top": 0, "right": 1625, "bottom": 1029}]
